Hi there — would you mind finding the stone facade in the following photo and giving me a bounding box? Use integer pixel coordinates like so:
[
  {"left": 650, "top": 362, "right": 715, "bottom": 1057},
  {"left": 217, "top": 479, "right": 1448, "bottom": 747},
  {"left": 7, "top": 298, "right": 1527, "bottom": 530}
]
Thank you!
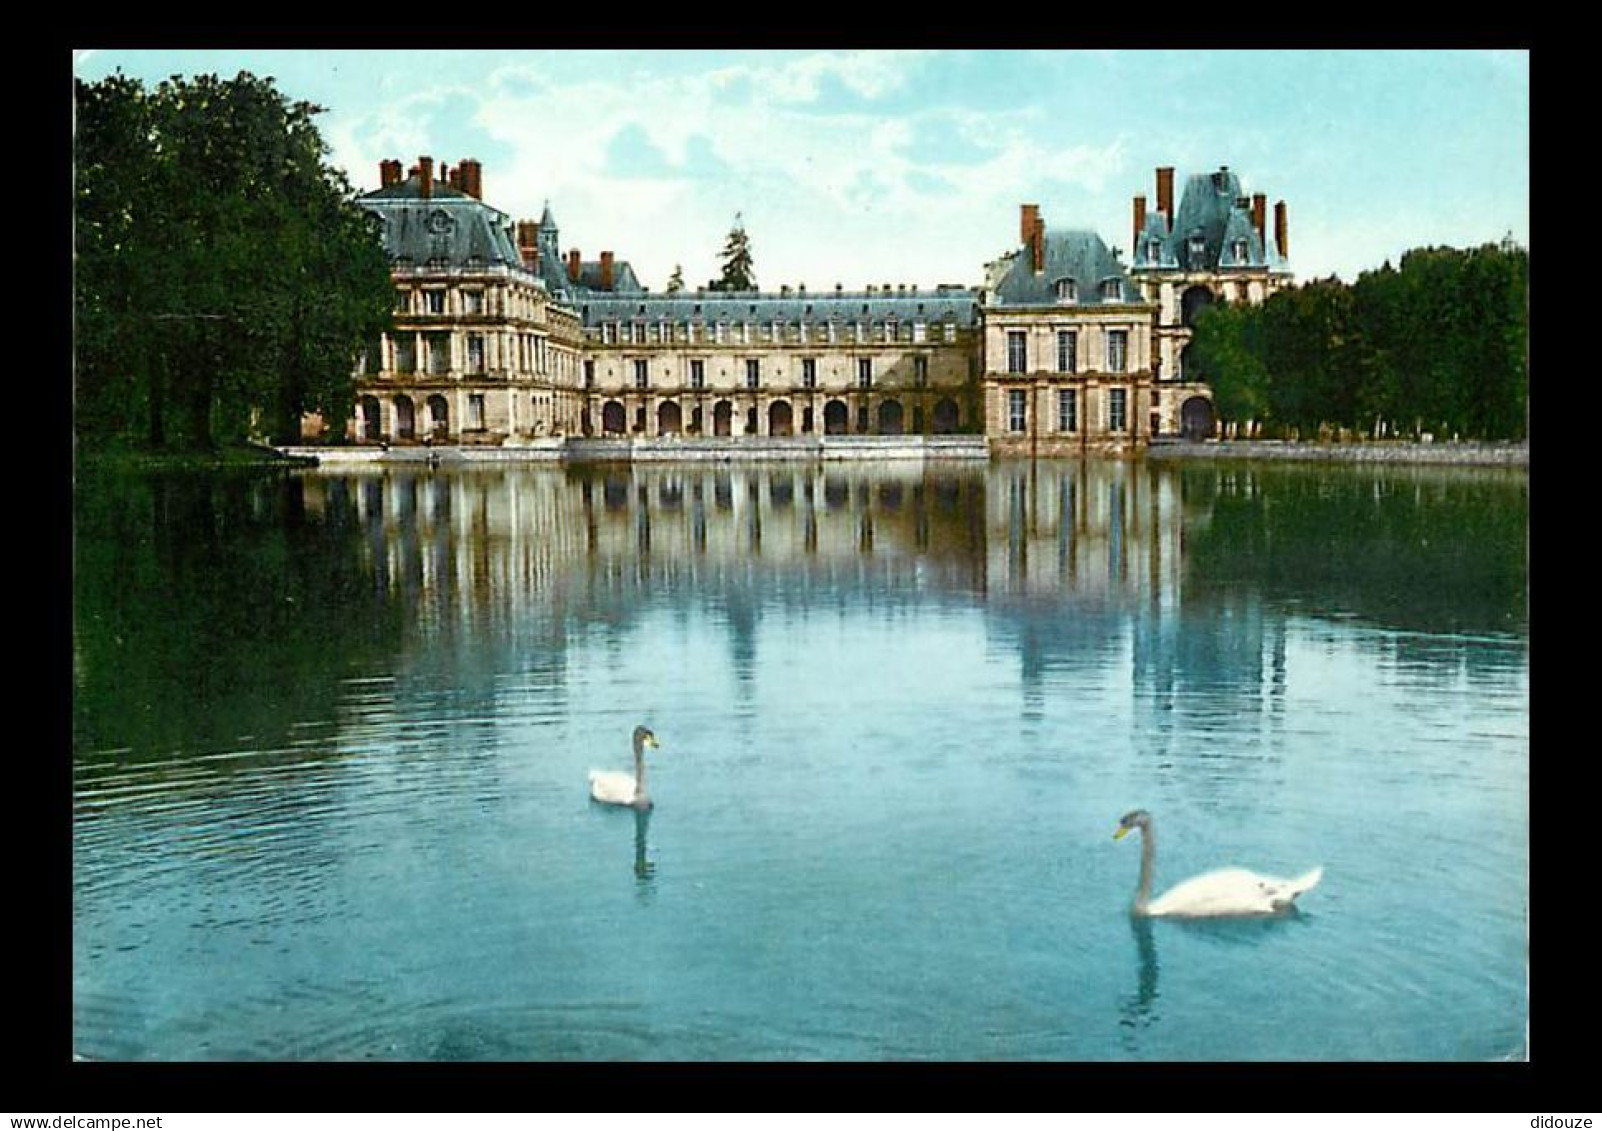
[
  {"left": 576, "top": 289, "right": 980, "bottom": 441},
  {"left": 979, "top": 209, "right": 1156, "bottom": 457},
  {"left": 321, "top": 156, "right": 1290, "bottom": 456}
]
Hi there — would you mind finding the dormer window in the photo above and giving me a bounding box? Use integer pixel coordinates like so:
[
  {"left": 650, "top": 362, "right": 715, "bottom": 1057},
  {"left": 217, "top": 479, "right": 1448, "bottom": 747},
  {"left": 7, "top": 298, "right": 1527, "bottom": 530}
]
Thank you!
[
  {"left": 1188, "top": 235, "right": 1207, "bottom": 263},
  {"left": 1148, "top": 239, "right": 1164, "bottom": 262},
  {"left": 1054, "top": 278, "right": 1077, "bottom": 303},
  {"left": 1100, "top": 278, "right": 1123, "bottom": 302},
  {"left": 1231, "top": 239, "right": 1250, "bottom": 263}
]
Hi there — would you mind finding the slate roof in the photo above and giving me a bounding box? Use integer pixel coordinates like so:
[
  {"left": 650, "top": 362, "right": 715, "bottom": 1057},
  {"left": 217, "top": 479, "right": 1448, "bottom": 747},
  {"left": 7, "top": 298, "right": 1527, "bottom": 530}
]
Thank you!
[
  {"left": 989, "top": 229, "right": 1144, "bottom": 306},
  {"left": 359, "top": 174, "right": 526, "bottom": 271},
  {"left": 579, "top": 287, "right": 980, "bottom": 327},
  {"left": 1134, "top": 166, "right": 1287, "bottom": 272}
]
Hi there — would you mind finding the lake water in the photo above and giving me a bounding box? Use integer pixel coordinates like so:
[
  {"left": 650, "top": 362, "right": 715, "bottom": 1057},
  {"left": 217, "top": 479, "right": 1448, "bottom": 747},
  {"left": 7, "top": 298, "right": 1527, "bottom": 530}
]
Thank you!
[{"left": 72, "top": 458, "right": 1529, "bottom": 1061}]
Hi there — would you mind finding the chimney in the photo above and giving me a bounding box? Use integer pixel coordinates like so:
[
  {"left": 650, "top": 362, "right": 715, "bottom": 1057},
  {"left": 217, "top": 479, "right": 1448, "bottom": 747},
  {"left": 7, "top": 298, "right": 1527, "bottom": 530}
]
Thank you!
[
  {"left": 516, "top": 221, "right": 540, "bottom": 270},
  {"left": 459, "top": 159, "right": 483, "bottom": 201},
  {"left": 1133, "top": 194, "right": 1147, "bottom": 252},
  {"left": 379, "top": 159, "right": 403, "bottom": 188},
  {"left": 1156, "top": 167, "right": 1174, "bottom": 226},
  {"left": 1252, "top": 194, "right": 1267, "bottom": 249},
  {"left": 1274, "top": 201, "right": 1288, "bottom": 260},
  {"left": 1032, "top": 216, "right": 1046, "bottom": 273},
  {"left": 417, "top": 156, "right": 434, "bottom": 200},
  {"left": 600, "top": 251, "right": 615, "bottom": 290},
  {"left": 1020, "top": 203, "right": 1039, "bottom": 248},
  {"left": 567, "top": 249, "right": 582, "bottom": 283}
]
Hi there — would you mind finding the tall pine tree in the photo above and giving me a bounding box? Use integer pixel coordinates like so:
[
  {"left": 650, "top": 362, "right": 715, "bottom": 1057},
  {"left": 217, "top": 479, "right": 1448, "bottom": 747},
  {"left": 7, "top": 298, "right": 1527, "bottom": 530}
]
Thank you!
[{"left": 711, "top": 213, "right": 756, "bottom": 292}]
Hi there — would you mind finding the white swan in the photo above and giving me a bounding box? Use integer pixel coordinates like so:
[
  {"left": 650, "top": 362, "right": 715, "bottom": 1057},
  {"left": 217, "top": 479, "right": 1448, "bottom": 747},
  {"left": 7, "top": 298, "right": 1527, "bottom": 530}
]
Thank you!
[
  {"left": 589, "top": 725, "right": 661, "bottom": 809},
  {"left": 1113, "top": 809, "right": 1323, "bottom": 918}
]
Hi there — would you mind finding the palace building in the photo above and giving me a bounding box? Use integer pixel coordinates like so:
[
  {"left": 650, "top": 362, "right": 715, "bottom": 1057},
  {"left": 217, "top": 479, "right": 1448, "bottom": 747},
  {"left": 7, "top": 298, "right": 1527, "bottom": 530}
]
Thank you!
[
  {"left": 319, "top": 156, "right": 1290, "bottom": 455},
  {"left": 1129, "top": 165, "right": 1293, "bottom": 439}
]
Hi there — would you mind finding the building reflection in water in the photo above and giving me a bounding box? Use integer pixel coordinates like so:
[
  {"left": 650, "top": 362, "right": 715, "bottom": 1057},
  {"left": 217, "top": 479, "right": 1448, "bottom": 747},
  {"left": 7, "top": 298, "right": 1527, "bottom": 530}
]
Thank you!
[
  {"left": 293, "top": 458, "right": 1522, "bottom": 752},
  {"left": 295, "top": 460, "right": 1205, "bottom": 736}
]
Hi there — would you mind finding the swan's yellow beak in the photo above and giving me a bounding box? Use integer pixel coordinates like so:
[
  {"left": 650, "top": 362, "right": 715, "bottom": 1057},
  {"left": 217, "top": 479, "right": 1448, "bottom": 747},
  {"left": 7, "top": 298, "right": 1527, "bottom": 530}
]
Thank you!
[{"left": 1112, "top": 826, "right": 1130, "bottom": 840}]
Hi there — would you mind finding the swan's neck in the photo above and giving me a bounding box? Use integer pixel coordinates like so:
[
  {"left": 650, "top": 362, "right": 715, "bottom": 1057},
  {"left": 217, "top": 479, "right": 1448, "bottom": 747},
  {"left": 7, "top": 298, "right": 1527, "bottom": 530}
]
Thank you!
[
  {"left": 632, "top": 743, "right": 650, "bottom": 803},
  {"left": 1134, "top": 825, "right": 1155, "bottom": 915}
]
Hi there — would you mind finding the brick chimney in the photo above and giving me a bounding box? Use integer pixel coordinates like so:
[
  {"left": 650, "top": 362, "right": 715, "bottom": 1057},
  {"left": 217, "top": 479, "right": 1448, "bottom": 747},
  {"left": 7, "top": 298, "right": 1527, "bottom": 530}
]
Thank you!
[
  {"left": 417, "top": 156, "right": 434, "bottom": 200},
  {"left": 567, "top": 249, "right": 582, "bottom": 283},
  {"left": 600, "top": 251, "right": 615, "bottom": 290},
  {"left": 1274, "top": 201, "right": 1288, "bottom": 260},
  {"left": 459, "top": 159, "right": 483, "bottom": 201},
  {"left": 1020, "top": 204, "right": 1039, "bottom": 248},
  {"left": 379, "top": 159, "right": 403, "bottom": 188},
  {"left": 1252, "top": 194, "right": 1267, "bottom": 250},
  {"left": 1032, "top": 216, "right": 1046, "bottom": 274},
  {"left": 1156, "top": 167, "right": 1174, "bottom": 226},
  {"left": 1133, "top": 194, "right": 1147, "bottom": 252},
  {"left": 516, "top": 221, "right": 540, "bottom": 270}
]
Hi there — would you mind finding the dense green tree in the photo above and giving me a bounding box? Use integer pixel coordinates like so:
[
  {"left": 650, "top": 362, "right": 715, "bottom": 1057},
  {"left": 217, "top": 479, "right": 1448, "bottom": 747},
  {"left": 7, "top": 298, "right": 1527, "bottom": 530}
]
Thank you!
[
  {"left": 710, "top": 213, "right": 756, "bottom": 292},
  {"left": 664, "top": 263, "right": 684, "bottom": 293},
  {"left": 74, "top": 70, "right": 394, "bottom": 451},
  {"left": 1189, "top": 301, "right": 1270, "bottom": 431},
  {"left": 1185, "top": 242, "right": 1527, "bottom": 441}
]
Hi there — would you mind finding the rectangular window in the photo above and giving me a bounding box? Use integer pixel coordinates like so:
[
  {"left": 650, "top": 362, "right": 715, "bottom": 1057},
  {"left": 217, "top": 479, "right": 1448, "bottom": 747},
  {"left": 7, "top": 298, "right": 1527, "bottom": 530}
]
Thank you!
[
  {"left": 746, "top": 359, "right": 760, "bottom": 389},
  {"left": 1109, "top": 387, "right": 1128, "bottom": 432},
  {"left": 1008, "top": 389, "right": 1027, "bottom": 433},
  {"left": 884, "top": 319, "right": 898, "bottom": 343},
  {"left": 1056, "top": 330, "right": 1077, "bottom": 373},
  {"left": 1106, "top": 330, "right": 1129, "bottom": 373},
  {"left": 716, "top": 322, "right": 729, "bottom": 344},
  {"left": 634, "top": 359, "right": 649, "bottom": 389},
  {"left": 802, "top": 358, "right": 817, "bottom": 389},
  {"left": 690, "top": 359, "right": 705, "bottom": 389},
  {"left": 857, "top": 358, "right": 873, "bottom": 388},
  {"left": 468, "top": 393, "right": 486, "bottom": 431},
  {"left": 467, "top": 334, "right": 485, "bottom": 374},
  {"left": 912, "top": 321, "right": 927, "bottom": 344},
  {"left": 827, "top": 321, "right": 839, "bottom": 344},
  {"left": 944, "top": 321, "right": 958, "bottom": 343},
  {"left": 603, "top": 322, "right": 618, "bottom": 345},
  {"left": 914, "top": 356, "right": 928, "bottom": 386},
  {"left": 395, "top": 289, "right": 411, "bottom": 314},
  {"left": 1007, "top": 331, "right": 1027, "bottom": 374},
  {"left": 462, "top": 290, "right": 483, "bottom": 315},
  {"left": 583, "top": 360, "right": 595, "bottom": 387},
  {"left": 394, "top": 336, "right": 416, "bottom": 374},
  {"left": 425, "top": 289, "right": 446, "bottom": 315},
  {"left": 427, "top": 333, "right": 450, "bottom": 375},
  {"left": 1058, "top": 388, "right": 1078, "bottom": 432}
]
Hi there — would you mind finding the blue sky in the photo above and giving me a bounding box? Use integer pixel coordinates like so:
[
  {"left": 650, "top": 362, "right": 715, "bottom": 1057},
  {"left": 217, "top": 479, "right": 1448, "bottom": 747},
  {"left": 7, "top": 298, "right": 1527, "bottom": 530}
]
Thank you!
[{"left": 73, "top": 49, "right": 1528, "bottom": 292}]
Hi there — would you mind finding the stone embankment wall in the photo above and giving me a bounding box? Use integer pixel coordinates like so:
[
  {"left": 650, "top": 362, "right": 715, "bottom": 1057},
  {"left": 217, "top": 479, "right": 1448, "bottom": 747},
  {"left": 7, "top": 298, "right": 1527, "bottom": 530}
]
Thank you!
[
  {"left": 279, "top": 435, "right": 990, "bottom": 466},
  {"left": 1145, "top": 439, "right": 1528, "bottom": 467}
]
